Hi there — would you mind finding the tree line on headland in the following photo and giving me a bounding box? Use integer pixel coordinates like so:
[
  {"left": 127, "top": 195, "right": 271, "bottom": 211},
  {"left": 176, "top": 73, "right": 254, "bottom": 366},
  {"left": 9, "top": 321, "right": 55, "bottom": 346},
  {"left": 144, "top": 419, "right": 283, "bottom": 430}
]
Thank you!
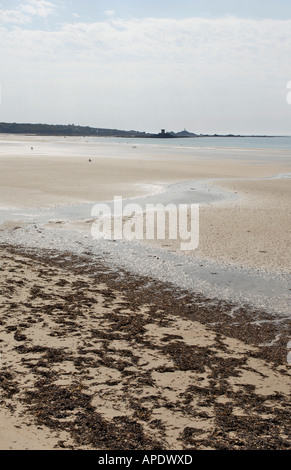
[
  {"left": 0, "top": 122, "right": 198, "bottom": 138},
  {"left": 0, "top": 122, "right": 276, "bottom": 138}
]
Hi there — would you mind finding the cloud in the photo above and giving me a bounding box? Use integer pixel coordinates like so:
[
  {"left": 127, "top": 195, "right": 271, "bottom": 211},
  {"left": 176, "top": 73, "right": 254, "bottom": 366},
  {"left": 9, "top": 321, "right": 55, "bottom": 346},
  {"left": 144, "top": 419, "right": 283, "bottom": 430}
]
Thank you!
[
  {"left": 104, "top": 10, "right": 115, "bottom": 17},
  {"left": 0, "top": 0, "right": 58, "bottom": 24},
  {"left": 1, "top": 15, "right": 291, "bottom": 67},
  {"left": 0, "top": 15, "right": 291, "bottom": 133},
  {"left": 21, "top": 0, "right": 58, "bottom": 18},
  {"left": 53, "top": 17, "right": 290, "bottom": 65}
]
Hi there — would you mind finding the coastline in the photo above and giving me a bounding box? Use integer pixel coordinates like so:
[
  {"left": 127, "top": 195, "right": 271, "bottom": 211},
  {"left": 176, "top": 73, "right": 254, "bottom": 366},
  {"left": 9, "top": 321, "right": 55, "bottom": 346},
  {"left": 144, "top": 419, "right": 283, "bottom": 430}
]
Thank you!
[{"left": 1, "top": 121, "right": 291, "bottom": 140}]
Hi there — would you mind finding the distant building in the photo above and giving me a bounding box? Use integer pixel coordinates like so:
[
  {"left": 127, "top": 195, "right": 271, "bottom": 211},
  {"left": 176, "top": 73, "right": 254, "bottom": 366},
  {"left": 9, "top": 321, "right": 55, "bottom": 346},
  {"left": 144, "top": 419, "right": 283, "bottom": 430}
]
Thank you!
[{"left": 161, "top": 129, "right": 166, "bottom": 134}]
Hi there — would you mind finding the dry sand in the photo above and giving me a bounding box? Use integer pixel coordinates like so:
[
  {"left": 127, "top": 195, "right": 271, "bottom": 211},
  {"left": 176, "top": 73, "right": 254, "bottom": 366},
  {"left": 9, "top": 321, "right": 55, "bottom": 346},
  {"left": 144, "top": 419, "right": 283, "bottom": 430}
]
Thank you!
[
  {"left": 0, "top": 136, "right": 290, "bottom": 209},
  {"left": 197, "top": 178, "right": 291, "bottom": 272},
  {"left": 0, "top": 154, "right": 275, "bottom": 207},
  {"left": 141, "top": 177, "right": 291, "bottom": 273}
]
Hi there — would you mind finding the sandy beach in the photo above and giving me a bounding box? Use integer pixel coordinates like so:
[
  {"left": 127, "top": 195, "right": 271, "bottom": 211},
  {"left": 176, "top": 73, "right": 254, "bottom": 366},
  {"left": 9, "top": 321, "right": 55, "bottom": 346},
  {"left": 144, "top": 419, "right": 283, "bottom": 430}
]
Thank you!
[
  {"left": 0, "top": 135, "right": 290, "bottom": 450},
  {"left": 0, "top": 245, "right": 290, "bottom": 450},
  {"left": 0, "top": 136, "right": 290, "bottom": 272}
]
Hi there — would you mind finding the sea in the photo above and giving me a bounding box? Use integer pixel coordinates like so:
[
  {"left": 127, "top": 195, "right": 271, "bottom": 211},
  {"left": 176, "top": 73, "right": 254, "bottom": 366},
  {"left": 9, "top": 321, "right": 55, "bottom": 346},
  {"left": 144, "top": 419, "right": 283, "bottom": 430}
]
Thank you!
[{"left": 92, "top": 135, "right": 291, "bottom": 150}]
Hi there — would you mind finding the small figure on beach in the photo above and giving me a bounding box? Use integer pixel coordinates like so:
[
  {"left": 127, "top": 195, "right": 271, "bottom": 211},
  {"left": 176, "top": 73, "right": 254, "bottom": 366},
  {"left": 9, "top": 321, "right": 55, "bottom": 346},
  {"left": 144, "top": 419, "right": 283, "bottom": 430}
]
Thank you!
[{"left": 89, "top": 159, "right": 92, "bottom": 162}]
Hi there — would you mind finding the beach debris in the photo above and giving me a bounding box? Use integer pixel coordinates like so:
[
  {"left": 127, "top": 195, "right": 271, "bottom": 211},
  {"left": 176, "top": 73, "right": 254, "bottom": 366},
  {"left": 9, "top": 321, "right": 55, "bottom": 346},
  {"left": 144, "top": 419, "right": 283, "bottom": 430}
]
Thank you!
[{"left": 1, "top": 247, "right": 290, "bottom": 451}]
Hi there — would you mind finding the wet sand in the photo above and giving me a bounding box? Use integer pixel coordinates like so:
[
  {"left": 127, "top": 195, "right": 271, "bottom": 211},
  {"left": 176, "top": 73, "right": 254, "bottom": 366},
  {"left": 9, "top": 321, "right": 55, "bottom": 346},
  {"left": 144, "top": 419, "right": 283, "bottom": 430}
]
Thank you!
[{"left": 0, "top": 136, "right": 290, "bottom": 272}]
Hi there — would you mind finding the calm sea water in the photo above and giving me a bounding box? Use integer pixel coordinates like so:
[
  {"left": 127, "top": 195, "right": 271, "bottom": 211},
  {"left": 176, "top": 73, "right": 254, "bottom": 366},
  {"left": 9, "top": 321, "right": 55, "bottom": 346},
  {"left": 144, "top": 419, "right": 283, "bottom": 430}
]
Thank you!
[{"left": 95, "top": 135, "right": 291, "bottom": 150}]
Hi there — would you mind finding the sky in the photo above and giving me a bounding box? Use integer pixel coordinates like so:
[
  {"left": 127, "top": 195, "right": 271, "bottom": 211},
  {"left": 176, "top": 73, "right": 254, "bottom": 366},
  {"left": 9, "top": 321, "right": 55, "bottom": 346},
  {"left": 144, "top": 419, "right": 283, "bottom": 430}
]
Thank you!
[{"left": 1, "top": 0, "right": 291, "bottom": 134}]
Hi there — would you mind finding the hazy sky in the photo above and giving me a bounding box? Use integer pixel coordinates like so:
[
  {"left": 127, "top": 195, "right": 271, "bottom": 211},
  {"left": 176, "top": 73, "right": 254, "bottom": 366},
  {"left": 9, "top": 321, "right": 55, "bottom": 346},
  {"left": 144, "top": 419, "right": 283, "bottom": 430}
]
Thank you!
[{"left": 1, "top": 0, "right": 291, "bottom": 134}]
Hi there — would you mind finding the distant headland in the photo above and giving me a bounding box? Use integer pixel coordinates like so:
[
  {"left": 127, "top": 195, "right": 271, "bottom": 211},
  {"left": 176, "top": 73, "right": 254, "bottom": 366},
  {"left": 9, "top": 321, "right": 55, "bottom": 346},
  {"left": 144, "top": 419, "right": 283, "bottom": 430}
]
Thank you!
[{"left": 0, "top": 122, "right": 283, "bottom": 138}]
